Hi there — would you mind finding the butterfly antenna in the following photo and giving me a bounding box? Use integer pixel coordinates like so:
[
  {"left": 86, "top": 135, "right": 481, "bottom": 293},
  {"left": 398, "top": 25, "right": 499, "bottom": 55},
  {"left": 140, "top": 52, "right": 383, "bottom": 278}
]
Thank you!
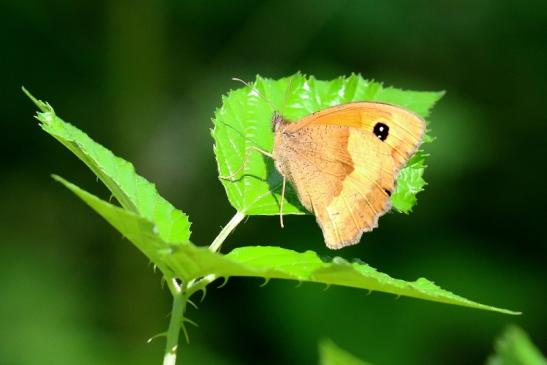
[{"left": 232, "top": 77, "right": 280, "bottom": 112}]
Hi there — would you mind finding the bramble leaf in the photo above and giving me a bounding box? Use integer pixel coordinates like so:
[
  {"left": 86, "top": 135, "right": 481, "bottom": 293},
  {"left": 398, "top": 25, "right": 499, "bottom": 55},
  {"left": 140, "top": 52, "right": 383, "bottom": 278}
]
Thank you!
[
  {"left": 212, "top": 74, "right": 443, "bottom": 215},
  {"left": 24, "top": 88, "right": 191, "bottom": 244},
  {"left": 54, "top": 175, "right": 518, "bottom": 315}
]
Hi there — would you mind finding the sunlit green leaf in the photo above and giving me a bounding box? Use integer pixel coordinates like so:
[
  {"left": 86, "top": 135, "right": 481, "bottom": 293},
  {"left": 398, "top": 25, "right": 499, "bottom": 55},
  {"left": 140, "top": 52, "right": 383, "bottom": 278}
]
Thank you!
[
  {"left": 53, "top": 175, "right": 176, "bottom": 274},
  {"left": 55, "top": 175, "right": 518, "bottom": 314},
  {"left": 24, "top": 88, "right": 191, "bottom": 244},
  {"left": 212, "top": 73, "right": 443, "bottom": 215}
]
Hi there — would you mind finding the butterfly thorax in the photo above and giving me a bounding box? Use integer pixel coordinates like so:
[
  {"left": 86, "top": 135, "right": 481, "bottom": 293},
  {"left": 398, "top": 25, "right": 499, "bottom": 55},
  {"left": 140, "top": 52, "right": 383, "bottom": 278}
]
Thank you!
[
  {"left": 271, "top": 112, "right": 286, "bottom": 133},
  {"left": 271, "top": 113, "right": 291, "bottom": 178}
]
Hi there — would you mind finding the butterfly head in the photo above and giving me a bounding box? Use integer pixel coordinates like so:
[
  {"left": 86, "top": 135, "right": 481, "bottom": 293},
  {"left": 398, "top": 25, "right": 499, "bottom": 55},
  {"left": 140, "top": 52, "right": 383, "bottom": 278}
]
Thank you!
[{"left": 272, "top": 112, "right": 286, "bottom": 132}]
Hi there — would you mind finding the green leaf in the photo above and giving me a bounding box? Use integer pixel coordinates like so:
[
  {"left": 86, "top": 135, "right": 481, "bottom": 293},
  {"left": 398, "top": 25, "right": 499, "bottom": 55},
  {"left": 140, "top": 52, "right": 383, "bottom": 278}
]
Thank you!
[
  {"left": 212, "top": 74, "right": 443, "bottom": 215},
  {"left": 319, "top": 339, "right": 372, "bottom": 365},
  {"left": 390, "top": 153, "right": 427, "bottom": 212},
  {"left": 53, "top": 175, "right": 176, "bottom": 273},
  {"left": 214, "top": 246, "right": 519, "bottom": 315},
  {"left": 54, "top": 175, "right": 518, "bottom": 315},
  {"left": 487, "top": 326, "right": 547, "bottom": 365},
  {"left": 24, "top": 88, "right": 191, "bottom": 244},
  {"left": 31, "top": 88, "right": 517, "bottom": 315}
]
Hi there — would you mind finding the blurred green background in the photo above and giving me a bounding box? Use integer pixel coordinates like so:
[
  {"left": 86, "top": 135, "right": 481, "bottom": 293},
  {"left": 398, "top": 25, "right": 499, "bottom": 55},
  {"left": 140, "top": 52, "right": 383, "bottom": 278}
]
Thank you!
[{"left": 1, "top": 1, "right": 546, "bottom": 364}]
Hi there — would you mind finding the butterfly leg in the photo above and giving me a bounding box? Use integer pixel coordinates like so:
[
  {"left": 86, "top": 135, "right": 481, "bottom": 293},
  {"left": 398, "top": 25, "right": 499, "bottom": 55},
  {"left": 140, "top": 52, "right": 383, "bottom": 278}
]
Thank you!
[
  {"left": 219, "top": 146, "right": 273, "bottom": 180},
  {"left": 279, "top": 175, "right": 286, "bottom": 228}
]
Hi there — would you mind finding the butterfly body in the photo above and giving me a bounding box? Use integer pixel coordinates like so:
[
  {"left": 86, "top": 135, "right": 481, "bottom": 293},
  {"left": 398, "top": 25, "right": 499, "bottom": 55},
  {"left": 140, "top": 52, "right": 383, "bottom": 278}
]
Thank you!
[{"left": 272, "top": 102, "right": 425, "bottom": 249}]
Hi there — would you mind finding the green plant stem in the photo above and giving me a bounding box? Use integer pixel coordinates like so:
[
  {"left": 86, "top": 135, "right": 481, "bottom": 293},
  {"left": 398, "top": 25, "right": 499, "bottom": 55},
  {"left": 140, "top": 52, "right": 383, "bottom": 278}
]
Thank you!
[
  {"left": 162, "top": 212, "right": 246, "bottom": 364},
  {"left": 209, "top": 211, "right": 246, "bottom": 252},
  {"left": 163, "top": 278, "right": 187, "bottom": 365}
]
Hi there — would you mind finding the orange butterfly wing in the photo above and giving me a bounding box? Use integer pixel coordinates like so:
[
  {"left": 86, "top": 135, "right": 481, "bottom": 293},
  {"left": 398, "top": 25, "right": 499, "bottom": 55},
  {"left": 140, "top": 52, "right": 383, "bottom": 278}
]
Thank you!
[
  {"left": 273, "top": 102, "right": 425, "bottom": 249},
  {"left": 283, "top": 102, "right": 426, "bottom": 166}
]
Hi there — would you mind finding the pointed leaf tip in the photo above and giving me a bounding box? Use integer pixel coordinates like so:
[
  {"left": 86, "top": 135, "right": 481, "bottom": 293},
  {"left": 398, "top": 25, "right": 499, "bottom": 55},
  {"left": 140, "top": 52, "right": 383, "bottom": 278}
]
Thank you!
[
  {"left": 22, "top": 87, "right": 53, "bottom": 113},
  {"left": 38, "top": 108, "right": 192, "bottom": 243}
]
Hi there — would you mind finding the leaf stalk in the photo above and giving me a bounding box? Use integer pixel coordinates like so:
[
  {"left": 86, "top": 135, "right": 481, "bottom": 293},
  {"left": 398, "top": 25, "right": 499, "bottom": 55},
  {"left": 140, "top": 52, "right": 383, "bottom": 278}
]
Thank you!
[{"left": 209, "top": 211, "right": 246, "bottom": 252}]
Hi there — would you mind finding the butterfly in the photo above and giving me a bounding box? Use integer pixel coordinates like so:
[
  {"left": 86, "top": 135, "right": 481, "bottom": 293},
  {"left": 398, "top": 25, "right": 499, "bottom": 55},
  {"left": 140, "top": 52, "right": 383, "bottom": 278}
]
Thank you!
[
  {"left": 223, "top": 80, "right": 426, "bottom": 249},
  {"left": 271, "top": 102, "right": 425, "bottom": 249}
]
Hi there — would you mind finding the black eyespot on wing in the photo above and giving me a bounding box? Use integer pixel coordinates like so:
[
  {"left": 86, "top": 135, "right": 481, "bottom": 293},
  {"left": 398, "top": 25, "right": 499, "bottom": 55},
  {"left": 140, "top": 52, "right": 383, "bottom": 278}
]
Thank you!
[
  {"left": 383, "top": 188, "right": 392, "bottom": 196},
  {"left": 373, "top": 122, "right": 389, "bottom": 141}
]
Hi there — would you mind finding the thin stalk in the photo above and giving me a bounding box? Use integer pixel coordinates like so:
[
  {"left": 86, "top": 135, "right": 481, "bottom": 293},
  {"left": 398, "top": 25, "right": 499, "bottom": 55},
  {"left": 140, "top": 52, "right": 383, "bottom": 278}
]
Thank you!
[
  {"left": 163, "top": 279, "right": 187, "bottom": 365},
  {"left": 209, "top": 211, "right": 246, "bottom": 252}
]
